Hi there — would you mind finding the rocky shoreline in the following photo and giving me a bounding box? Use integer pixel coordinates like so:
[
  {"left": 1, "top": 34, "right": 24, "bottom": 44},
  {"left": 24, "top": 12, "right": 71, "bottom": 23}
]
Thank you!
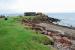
[
  {"left": 21, "top": 18, "right": 75, "bottom": 50},
  {"left": 21, "top": 13, "right": 75, "bottom": 50}
]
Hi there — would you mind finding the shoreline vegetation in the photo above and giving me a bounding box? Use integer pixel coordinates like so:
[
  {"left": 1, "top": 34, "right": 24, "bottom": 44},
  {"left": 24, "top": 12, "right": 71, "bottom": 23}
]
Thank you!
[{"left": 0, "top": 12, "right": 75, "bottom": 50}]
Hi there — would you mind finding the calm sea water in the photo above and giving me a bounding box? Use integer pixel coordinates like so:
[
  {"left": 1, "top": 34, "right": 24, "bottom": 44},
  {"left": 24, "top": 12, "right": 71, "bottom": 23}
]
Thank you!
[{"left": 46, "top": 13, "right": 75, "bottom": 27}]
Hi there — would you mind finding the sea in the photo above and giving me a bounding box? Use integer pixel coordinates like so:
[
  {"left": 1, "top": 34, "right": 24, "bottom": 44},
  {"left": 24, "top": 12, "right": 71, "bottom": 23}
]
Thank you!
[{"left": 46, "top": 13, "right": 75, "bottom": 27}]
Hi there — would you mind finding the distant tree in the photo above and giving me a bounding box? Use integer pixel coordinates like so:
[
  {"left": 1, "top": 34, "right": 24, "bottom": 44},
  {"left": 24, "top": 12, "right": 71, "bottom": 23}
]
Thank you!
[{"left": 0, "top": 15, "right": 5, "bottom": 18}]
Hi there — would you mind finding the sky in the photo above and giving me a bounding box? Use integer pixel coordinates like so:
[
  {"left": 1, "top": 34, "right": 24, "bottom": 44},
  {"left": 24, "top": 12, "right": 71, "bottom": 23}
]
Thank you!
[{"left": 0, "top": 0, "right": 75, "bottom": 13}]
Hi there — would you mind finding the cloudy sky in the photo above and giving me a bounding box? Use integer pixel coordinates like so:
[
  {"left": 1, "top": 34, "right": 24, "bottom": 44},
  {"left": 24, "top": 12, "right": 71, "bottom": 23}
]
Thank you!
[{"left": 0, "top": 0, "right": 75, "bottom": 13}]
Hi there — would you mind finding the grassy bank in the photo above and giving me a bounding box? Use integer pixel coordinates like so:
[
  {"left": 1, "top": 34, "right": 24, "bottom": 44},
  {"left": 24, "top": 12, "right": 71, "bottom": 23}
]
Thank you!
[{"left": 0, "top": 17, "right": 51, "bottom": 50}]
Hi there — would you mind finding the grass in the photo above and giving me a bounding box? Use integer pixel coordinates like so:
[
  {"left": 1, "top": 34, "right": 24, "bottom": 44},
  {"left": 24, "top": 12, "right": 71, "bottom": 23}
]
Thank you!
[
  {"left": 23, "top": 16, "right": 35, "bottom": 19},
  {"left": 0, "top": 17, "right": 51, "bottom": 50}
]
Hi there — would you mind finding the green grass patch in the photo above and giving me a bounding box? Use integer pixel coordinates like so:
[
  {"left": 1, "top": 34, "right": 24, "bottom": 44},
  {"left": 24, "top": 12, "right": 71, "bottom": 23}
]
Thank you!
[{"left": 0, "top": 17, "right": 51, "bottom": 50}]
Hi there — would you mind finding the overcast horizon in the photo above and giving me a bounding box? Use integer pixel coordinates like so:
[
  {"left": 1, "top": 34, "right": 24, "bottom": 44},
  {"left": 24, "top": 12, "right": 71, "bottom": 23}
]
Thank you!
[{"left": 0, "top": 0, "right": 75, "bottom": 14}]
